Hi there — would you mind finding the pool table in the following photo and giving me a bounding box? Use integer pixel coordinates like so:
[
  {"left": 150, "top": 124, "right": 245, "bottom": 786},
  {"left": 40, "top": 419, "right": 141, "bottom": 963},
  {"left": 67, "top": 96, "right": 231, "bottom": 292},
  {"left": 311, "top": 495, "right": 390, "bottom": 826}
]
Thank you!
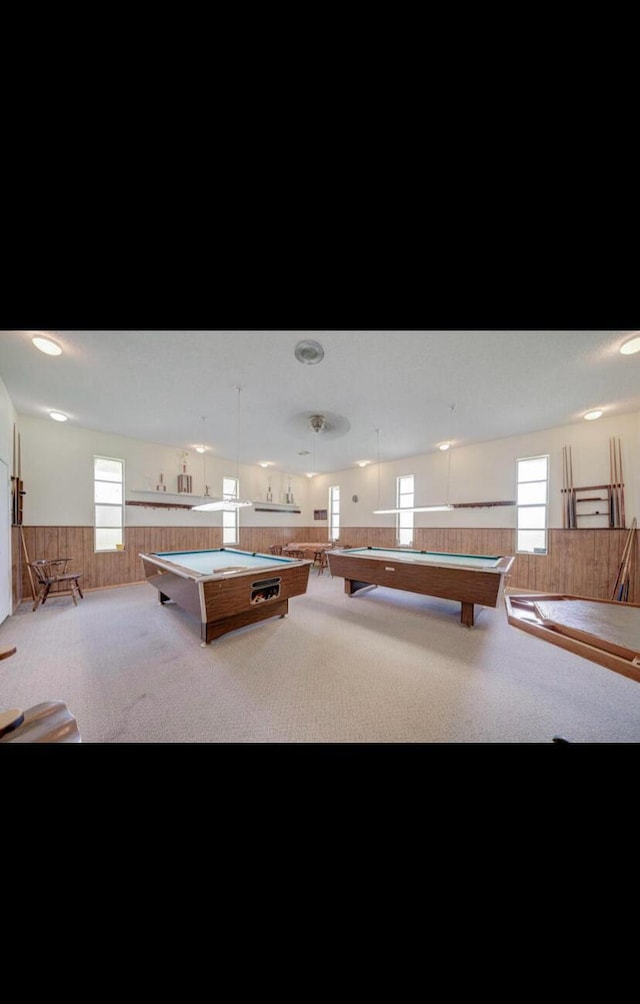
[
  {"left": 139, "top": 548, "right": 312, "bottom": 644},
  {"left": 327, "top": 546, "right": 514, "bottom": 627}
]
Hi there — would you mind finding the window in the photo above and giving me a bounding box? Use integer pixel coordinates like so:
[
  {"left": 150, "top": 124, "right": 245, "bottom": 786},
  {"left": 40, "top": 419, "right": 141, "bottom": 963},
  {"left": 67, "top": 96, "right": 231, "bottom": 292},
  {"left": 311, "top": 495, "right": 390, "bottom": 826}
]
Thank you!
[
  {"left": 329, "top": 485, "right": 340, "bottom": 541},
  {"left": 397, "top": 474, "right": 414, "bottom": 546},
  {"left": 222, "top": 476, "right": 239, "bottom": 545},
  {"left": 516, "top": 455, "right": 549, "bottom": 554},
  {"left": 94, "top": 456, "right": 124, "bottom": 552}
]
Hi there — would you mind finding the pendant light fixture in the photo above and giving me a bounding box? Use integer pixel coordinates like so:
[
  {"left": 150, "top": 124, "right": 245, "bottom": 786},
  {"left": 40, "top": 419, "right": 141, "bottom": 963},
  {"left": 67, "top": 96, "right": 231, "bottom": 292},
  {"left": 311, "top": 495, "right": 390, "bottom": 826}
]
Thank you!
[
  {"left": 192, "top": 387, "right": 252, "bottom": 511},
  {"left": 373, "top": 406, "right": 455, "bottom": 514}
]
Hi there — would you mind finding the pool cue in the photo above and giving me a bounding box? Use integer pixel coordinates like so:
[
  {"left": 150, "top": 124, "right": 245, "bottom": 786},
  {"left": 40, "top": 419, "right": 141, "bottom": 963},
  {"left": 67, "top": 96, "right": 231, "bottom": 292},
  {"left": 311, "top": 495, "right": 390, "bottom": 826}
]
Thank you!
[
  {"left": 617, "top": 542, "right": 633, "bottom": 602},
  {"left": 610, "top": 437, "right": 618, "bottom": 527},
  {"left": 614, "top": 437, "right": 622, "bottom": 530},
  {"left": 611, "top": 518, "right": 636, "bottom": 600},
  {"left": 613, "top": 436, "right": 620, "bottom": 527},
  {"left": 20, "top": 526, "right": 36, "bottom": 602},
  {"left": 563, "top": 446, "right": 570, "bottom": 528},
  {"left": 569, "top": 445, "right": 575, "bottom": 527},
  {"left": 17, "top": 430, "right": 23, "bottom": 526},
  {"left": 610, "top": 523, "right": 629, "bottom": 598},
  {"left": 612, "top": 436, "right": 617, "bottom": 526},
  {"left": 11, "top": 423, "right": 18, "bottom": 525},
  {"left": 609, "top": 437, "right": 614, "bottom": 526},
  {"left": 558, "top": 445, "right": 562, "bottom": 530}
]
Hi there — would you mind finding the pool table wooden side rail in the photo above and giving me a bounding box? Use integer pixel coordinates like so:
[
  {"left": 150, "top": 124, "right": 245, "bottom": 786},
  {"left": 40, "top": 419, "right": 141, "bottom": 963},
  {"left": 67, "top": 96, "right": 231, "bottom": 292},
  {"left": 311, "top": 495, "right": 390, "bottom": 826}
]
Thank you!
[
  {"left": 140, "top": 554, "right": 311, "bottom": 643},
  {"left": 328, "top": 550, "right": 514, "bottom": 627}
]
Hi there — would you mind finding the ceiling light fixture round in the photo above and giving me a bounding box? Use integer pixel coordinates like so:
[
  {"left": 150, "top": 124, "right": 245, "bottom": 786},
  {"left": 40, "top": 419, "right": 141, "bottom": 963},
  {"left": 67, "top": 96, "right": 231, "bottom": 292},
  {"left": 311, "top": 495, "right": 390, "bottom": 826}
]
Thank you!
[
  {"left": 33, "top": 335, "right": 62, "bottom": 356},
  {"left": 584, "top": 410, "right": 603, "bottom": 421},
  {"left": 49, "top": 411, "right": 68, "bottom": 422},
  {"left": 294, "top": 339, "right": 325, "bottom": 365},
  {"left": 620, "top": 333, "right": 640, "bottom": 355}
]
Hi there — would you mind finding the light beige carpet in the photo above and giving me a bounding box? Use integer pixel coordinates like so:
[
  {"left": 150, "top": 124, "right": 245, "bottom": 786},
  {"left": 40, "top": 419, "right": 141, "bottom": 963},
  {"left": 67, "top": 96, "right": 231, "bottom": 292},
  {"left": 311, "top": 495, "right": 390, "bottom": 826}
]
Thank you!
[{"left": 1, "top": 571, "right": 639, "bottom": 742}]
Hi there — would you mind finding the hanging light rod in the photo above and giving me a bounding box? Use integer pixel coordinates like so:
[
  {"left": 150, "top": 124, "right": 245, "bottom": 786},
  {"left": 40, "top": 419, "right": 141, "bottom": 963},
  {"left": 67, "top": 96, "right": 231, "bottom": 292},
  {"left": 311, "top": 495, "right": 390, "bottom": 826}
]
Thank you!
[
  {"left": 372, "top": 406, "right": 456, "bottom": 515},
  {"left": 192, "top": 388, "right": 252, "bottom": 511}
]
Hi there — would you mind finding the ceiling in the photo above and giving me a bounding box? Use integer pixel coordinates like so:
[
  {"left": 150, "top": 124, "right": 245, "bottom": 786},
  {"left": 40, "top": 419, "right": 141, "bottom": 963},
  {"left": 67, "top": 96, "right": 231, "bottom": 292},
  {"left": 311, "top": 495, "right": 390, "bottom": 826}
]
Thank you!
[{"left": 1, "top": 330, "right": 639, "bottom": 476}]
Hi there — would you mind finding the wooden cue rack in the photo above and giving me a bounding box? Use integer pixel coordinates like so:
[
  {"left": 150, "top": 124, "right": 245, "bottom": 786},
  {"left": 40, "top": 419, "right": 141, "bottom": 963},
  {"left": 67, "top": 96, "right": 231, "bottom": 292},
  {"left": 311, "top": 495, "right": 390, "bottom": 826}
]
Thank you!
[{"left": 561, "top": 438, "right": 625, "bottom": 529}]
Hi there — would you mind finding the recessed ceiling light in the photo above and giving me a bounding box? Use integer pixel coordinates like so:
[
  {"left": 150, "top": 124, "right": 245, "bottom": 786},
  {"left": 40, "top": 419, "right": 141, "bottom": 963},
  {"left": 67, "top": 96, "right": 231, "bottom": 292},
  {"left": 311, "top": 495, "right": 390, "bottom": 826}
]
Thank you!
[
  {"left": 259, "top": 462, "right": 271, "bottom": 468},
  {"left": 357, "top": 461, "right": 369, "bottom": 468},
  {"left": 439, "top": 443, "right": 451, "bottom": 451},
  {"left": 294, "top": 339, "right": 325, "bottom": 365},
  {"left": 49, "top": 411, "right": 68, "bottom": 422},
  {"left": 584, "top": 410, "right": 603, "bottom": 421},
  {"left": 194, "top": 445, "right": 206, "bottom": 454},
  {"left": 32, "top": 335, "right": 62, "bottom": 356},
  {"left": 620, "top": 333, "right": 640, "bottom": 355}
]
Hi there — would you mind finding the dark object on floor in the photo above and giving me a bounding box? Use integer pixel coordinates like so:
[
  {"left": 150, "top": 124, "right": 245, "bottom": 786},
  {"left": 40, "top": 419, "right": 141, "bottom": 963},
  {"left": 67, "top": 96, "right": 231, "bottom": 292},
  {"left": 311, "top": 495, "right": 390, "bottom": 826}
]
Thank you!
[{"left": 29, "top": 558, "right": 84, "bottom": 611}]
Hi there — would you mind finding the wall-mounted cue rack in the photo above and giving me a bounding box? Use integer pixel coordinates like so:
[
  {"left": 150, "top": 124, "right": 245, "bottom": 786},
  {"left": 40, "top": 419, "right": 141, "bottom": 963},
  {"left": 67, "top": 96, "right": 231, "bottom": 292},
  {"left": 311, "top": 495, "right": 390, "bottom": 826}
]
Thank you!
[{"left": 561, "top": 438, "right": 625, "bottom": 529}]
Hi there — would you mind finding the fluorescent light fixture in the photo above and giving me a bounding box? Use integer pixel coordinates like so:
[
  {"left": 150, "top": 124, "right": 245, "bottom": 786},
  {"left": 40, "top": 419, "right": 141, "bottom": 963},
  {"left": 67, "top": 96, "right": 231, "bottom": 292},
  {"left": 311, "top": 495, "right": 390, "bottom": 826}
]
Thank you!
[
  {"left": 33, "top": 335, "right": 62, "bottom": 356},
  {"left": 194, "top": 445, "right": 206, "bottom": 454},
  {"left": 620, "top": 333, "right": 640, "bottom": 355},
  {"left": 357, "top": 461, "right": 369, "bottom": 467},
  {"left": 259, "top": 462, "right": 271, "bottom": 468},
  {"left": 439, "top": 443, "right": 450, "bottom": 451},
  {"left": 584, "top": 410, "right": 603, "bottom": 421},
  {"left": 192, "top": 498, "right": 252, "bottom": 511},
  {"left": 373, "top": 504, "right": 453, "bottom": 514},
  {"left": 49, "top": 411, "right": 68, "bottom": 422}
]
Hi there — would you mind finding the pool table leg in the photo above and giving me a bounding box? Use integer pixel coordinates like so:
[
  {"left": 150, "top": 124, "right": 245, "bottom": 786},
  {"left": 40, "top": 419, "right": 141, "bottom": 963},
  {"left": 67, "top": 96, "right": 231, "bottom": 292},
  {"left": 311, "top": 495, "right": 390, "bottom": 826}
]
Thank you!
[{"left": 461, "top": 602, "right": 475, "bottom": 627}]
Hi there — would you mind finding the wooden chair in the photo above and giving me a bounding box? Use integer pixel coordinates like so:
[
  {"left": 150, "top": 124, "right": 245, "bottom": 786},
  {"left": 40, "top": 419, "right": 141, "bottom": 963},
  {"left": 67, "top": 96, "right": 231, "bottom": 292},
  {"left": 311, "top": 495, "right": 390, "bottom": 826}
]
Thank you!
[
  {"left": 269, "top": 545, "right": 283, "bottom": 555},
  {"left": 316, "top": 550, "right": 329, "bottom": 575},
  {"left": 29, "top": 558, "right": 84, "bottom": 612},
  {"left": 285, "top": 548, "right": 305, "bottom": 559}
]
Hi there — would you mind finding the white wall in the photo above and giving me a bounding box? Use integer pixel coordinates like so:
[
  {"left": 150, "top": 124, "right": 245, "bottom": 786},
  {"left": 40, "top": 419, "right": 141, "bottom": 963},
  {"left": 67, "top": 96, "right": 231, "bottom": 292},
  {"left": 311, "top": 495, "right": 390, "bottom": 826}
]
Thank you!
[
  {"left": 17, "top": 415, "right": 312, "bottom": 527},
  {"left": 11, "top": 408, "right": 640, "bottom": 533},
  {"left": 307, "top": 411, "right": 640, "bottom": 531}
]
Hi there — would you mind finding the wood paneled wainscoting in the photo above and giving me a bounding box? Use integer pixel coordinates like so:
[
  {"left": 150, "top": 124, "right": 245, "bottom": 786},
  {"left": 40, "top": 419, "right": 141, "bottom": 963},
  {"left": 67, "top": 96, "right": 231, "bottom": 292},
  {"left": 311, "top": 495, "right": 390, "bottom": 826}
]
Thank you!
[{"left": 12, "top": 525, "right": 638, "bottom": 605}]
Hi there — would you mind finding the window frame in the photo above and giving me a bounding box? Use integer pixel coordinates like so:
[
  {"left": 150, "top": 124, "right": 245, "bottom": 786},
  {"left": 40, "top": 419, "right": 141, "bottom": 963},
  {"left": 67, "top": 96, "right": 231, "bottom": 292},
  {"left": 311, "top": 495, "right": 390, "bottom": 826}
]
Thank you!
[
  {"left": 94, "top": 455, "right": 124, "bottom": 553},
  {"left": 396, "top": 474, "right": 414, "bottom": 547},
  {"left": 222, "top": 475, "right": 239, "bottom": 546},
  {"left": 515, "top": 454, "right": 549, "bottom": 555},
  {"left": 329, "top": 484, "right": 340, "bottom": 542}
]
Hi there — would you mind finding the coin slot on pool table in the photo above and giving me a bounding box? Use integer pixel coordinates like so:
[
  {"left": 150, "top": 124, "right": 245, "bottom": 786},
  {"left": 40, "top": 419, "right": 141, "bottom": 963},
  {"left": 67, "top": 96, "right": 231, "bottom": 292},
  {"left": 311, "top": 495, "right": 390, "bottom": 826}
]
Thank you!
[{"left": 250, "top": 577, "right": 282, "bottom": 604}]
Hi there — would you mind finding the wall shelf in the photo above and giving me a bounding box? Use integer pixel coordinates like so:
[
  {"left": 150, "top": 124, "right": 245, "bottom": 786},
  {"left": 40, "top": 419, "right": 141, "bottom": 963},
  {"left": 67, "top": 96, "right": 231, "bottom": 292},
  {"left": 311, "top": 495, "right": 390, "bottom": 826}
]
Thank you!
[
  {"left": 127, "top": 489, "right": 210, "bottom": 510},
  {"left": 252, "top": 501, "right": 301, "bottom": 514},
  {"left": 451, "top": 499, "right": 515, "bottom": 509}
]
